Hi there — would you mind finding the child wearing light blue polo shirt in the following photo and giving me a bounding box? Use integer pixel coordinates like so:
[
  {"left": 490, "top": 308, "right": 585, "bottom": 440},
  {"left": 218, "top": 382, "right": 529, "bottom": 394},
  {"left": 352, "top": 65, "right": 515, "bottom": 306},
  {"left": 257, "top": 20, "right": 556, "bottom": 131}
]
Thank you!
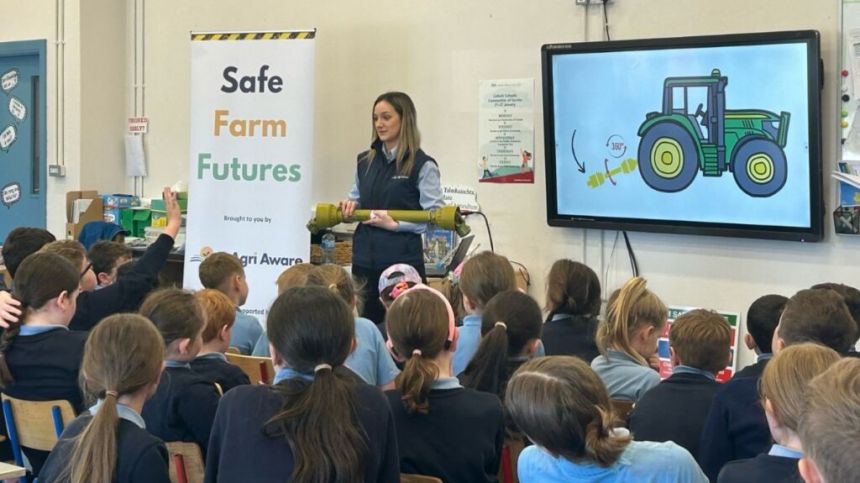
[{"left": 198, "top": 252, "right": 263, "bottom": 355}]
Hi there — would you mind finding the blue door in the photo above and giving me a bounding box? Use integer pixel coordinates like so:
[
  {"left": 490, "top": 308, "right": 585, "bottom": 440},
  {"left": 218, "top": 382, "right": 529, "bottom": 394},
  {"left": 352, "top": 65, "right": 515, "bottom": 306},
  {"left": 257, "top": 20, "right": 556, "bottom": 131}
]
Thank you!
[{"left": 0, "top": 40, "right": 47, "bottom": 241}]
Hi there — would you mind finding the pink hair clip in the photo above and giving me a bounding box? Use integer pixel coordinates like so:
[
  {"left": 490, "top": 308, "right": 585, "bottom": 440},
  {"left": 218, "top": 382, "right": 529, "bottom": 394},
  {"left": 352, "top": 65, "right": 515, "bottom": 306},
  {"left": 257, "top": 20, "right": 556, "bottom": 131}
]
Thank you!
[{"left": 390, "top": 281, "right": 410, "bottom": 299}]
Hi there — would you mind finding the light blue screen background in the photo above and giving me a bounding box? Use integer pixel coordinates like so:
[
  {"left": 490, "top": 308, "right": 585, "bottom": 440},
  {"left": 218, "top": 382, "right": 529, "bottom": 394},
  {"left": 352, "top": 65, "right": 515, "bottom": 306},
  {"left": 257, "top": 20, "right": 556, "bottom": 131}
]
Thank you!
[{"left": 552, "top": 42, "right": 812, "bottom": 227}]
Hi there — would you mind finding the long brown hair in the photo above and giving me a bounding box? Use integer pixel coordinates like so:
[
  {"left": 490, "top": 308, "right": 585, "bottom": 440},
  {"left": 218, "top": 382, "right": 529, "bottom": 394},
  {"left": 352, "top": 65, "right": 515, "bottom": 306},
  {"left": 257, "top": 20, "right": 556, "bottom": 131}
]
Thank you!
[
  {"left": 461, "top": 290, "right": 542, "bottom": 396},
  {"left": 459, "top": 251, "right": 517, "bottom": 311},
  {"left": 506, "top": 356, "right": 631, "bottom": 467},
  {"left": 386, "top": 288, "right": 450, "bottom": 414},
  {"left": 138, "top": 288, "right": 205, "bottom": 348},
  {"left": 596, "top": 277, "right": 667, "bottom": 366},
  {"left": 545, "top": 259, "right": 601, "bottom": 318},
  {"left": 63, "top": 314, "right": 165, "bottom": 483},
  {"left": 364, "top": 91, "right": 421, "bottom": 176},
  {"left": 265, "top": 286, "right": 367, "bottom": 482},
  {"left": 0, "top": 252, "right": 79, "bottom": 387}
]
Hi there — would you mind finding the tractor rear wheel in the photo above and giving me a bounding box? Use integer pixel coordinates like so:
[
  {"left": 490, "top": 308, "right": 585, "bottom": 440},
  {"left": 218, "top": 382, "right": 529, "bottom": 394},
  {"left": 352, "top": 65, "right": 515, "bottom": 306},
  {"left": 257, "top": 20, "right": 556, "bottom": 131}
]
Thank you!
[
  {"left": 638, "top": 122, "right": 699, "bottom": 193},
  {"left": 731, "top": 137, "right": 787, "bottom": 197}
]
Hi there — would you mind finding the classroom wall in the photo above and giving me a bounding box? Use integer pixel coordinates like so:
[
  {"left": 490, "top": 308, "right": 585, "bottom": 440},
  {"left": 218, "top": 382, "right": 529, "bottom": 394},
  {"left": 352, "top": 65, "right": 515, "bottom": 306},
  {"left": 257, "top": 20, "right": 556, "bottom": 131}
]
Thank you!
[{"left": 5, "top": 1, "right": 852, "bottom": 368}]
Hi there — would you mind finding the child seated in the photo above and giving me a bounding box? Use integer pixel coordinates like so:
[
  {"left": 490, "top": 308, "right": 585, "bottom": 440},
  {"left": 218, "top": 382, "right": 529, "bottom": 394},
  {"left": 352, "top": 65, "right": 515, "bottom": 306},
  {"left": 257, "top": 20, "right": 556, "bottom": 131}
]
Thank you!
[
  {"left": 629, "top": 309, "right": 731, "bottom": 457},
  {"left": 734, "top": 294, "right": 787, "bottom": 379},
  {"left": 385, "top": 284, "right": 504, "bottom": 482},
  {"left": 452, "top": 251, "right": 518, "bottom": 375},
  {"left": 190, "top": 289, "right": 250, "bottom": 392},
  {"left": 797, "top": 358, "right": 860, "bottom": 483},
  {"left": 40, "top": 314, "right": 171, "bottom": 483},
  {"left": 541, "top": 259, "right": 601, "bottom": 362},
  {"left": 87, "top": 240, "right": 132, "bottom": 288},
  {"left": 251, "top": 263, "right": 314, "bottom": 356},
  {"left": 718, "top": 343, "right": 840, "bottom": 483},
  {"left": 205, "top": 286, "right": 399, "bottom": 482},
  {"left": 198, "top": 252, "right": 262, "bottom": 355},
  {"left": 304, "top": 264, "right": 399, "bottom": 388},
  {"left": 140, "top": 288, "right": 220, "bottom": 455},
  {"left": 507, "top": 356, "right": 707, "bottom": 482},
  {"left": 591, "top": 277, "right": 666, "bottom": 402},
  {"left": 378, "top": 263, "right": 422, "bottom": 310}
]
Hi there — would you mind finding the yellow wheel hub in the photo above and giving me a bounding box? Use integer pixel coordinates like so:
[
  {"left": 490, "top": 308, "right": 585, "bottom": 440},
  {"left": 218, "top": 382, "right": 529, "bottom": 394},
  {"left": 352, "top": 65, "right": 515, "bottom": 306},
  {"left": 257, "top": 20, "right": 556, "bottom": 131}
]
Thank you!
[
  {"left": 650, "top": 138, "right": 683, "bottom": 179},
  {"left": 747, "top": 154, "right": 774, "bottom": 184}
]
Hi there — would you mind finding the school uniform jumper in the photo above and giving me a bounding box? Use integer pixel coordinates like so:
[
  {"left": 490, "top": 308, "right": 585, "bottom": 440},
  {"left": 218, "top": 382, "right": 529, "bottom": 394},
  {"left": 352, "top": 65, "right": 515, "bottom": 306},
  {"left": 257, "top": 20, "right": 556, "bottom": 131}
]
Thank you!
[
  {"left": 732, "top": 353, "right": 771, "bottom": 380},
  {"left": 205, "top": 368, "right": 400, "bottom": 483},
  {"left": 69, "top": 233, "right": 174, "bottom": 331},
  {"left": 141, "top": 361, "right": 220, "bottom": 455},
  {"left": 385, "top": 377, "right": 504, "bottom": 482},
  {"left": 628, "top": 366, "right": 721, "bottom": 458},
  {"left": 190, "top": 352, "right": 250, "bottom": 394},
  {"left": 541, "top": 313, "right": 600, "bottom": 362},
  {"left": 591, "top": 350, "right": 661, "bottom": 402},
  {"left": 717, "top": 444, "right": 802, "bottom": 483},
  {"left": 39, "top": 401, "right": 170, "bottom": 483}
]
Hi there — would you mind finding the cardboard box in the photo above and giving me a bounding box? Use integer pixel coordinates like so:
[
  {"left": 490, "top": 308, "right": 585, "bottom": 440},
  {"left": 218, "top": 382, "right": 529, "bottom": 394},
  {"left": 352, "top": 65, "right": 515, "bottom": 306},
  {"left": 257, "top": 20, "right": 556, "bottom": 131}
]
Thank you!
[{"left": 65, "top": 191, "right": 104, "bottom": 240}]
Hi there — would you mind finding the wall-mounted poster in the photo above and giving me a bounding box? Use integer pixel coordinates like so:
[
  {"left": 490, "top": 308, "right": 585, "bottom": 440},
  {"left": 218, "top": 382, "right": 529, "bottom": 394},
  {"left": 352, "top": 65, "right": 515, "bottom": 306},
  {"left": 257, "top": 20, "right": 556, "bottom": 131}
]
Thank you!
[{"left": 478, "top": 78, "right": 534, "bottom": 183}]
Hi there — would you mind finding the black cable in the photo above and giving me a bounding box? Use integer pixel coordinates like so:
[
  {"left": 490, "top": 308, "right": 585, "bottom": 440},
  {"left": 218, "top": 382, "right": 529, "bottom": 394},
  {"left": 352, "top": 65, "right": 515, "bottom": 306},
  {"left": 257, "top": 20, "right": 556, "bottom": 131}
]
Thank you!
[
  {"left": 467, "top": 211, "right": 495, "bottom": 253},
  {"left": 602, "top": 0, "right": 611, "bottom": 41},
  {"left": 622, "top": 231, "right": 639, "bottom": 277}
]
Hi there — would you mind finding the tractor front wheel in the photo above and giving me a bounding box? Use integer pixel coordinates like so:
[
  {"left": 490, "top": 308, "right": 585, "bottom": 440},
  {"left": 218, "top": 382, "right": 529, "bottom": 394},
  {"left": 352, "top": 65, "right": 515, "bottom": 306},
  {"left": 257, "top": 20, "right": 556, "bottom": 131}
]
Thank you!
[
  {"left": 638, "top": 123, "right": 699, "bottom": 193},
  {"left": 731, "top": 138, "right": 787, "bottom": 197}
]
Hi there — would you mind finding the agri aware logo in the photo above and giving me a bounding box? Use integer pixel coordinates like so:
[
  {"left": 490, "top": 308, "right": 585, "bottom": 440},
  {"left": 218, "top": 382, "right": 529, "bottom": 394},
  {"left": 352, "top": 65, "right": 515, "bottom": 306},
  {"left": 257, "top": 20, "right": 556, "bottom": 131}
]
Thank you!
[{"left": 187, "top": 245, "right": 303, "bottom": 267}]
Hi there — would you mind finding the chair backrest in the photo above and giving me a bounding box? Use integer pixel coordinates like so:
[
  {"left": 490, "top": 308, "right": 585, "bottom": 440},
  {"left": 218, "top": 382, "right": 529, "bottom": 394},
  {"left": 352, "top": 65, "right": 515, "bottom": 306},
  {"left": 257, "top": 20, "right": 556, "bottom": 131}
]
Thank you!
[
  {"left": 498, "top": 435, "right": 527, "bottom": 483},
  {"left": 225, "top": 347, "right": 240, "bottom": 355},
  {"left": 225, "top": 353, "right": 274, "bottom": 384},
  {"left": 166, "top": 441, "right": 205, "bottom": 483},
  {"left": 610, "top": 399, "right": 635, "bottom": 423},
  {"left": 1, "top": 395, "right": 75, "bottom": 452},
  {"left": 401, "top": 474, "right": 443, "bottom": 483}
]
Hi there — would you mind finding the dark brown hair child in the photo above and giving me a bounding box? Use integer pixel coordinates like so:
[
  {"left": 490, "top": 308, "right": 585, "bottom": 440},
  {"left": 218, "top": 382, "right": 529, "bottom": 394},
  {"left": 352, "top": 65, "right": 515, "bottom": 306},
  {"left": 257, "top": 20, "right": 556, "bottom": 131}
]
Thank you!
[
  {"left": 139, "top": 288, "right": 220, "bottom": 456},
  {"left": 0, "top": 252, "right": 86, "bottom": 476},
  {"left": 39, "top": 314, "right": 170, "bottom": 483},
  {"left": 205, "top": 286, "right": 399, "bottom": 482},
  {"left": 385, "top": 284, "right": 504, "bottom": 482},
  {"left": 507, "top": 356, "right": 707, "bottom": 482},
  {"left": 629, "top": 309, "right": 731, "bottom": 457},
  {"left": 88, "top": 240, "right": 133, "bottom": 288},
  {"left": 541, "top": 259, "right": 601, "bottom": 361},
  {"left": 190, "top": 289, "right": 250, "bottom": 393},
  {"left": 735, "top": 294, "right": 788, "bottom": 379}
]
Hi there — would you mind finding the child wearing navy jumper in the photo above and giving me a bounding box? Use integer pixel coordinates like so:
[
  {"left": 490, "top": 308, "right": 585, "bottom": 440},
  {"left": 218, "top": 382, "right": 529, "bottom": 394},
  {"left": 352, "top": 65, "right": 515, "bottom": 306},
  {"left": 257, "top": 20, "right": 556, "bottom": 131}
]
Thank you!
[
  {"left": 190, "top": 289, "right": 250, "bottom": 393},
  {"left": 385, "top": 284, "right": 504, "bottom": 482},
  {"left": 0, "top": 252, "right": 88, "bottom": 476},
  {"left": 40, "top": 314, "right": 171, "bottom": 483},
  {"left": 541, "top": 259, "right": 601, "bottom": 362},
  {"left": 140, "top": 288, "right": 220, "bottom": 455},
  {"left": 205, "top": 286, "right": 399, "bottom": 483}
]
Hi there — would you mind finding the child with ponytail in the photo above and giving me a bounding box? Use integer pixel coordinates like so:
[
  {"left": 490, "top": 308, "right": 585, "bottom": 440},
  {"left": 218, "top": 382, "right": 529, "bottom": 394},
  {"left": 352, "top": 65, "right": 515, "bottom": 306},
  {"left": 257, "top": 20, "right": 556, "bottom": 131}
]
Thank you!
[
  {"left": 39, "top": 314, "right": 169, "bottom": 483},
  {"left": 385, "top": 284, "right": 504, "bottom": 482},
  {"left": 592, "top": 277, "right": 667, "bottom": 402},
  {"left": 507, "top": 356, "right": 707, "bottom": 482},
  {"left": 542, "top": 259, "right": 601, "bottom": 361},
  {"left": 304, "top": 264, "right": 400, "bottom": 388},
  {"left": 139, "top": 288, "right": 220, "bottom": 455},
  {"left": 0, "top": 251, "right": 87, "bottom": 475},
  {"left": 205, "top": 286, "right": 399, "bottom": 482}
]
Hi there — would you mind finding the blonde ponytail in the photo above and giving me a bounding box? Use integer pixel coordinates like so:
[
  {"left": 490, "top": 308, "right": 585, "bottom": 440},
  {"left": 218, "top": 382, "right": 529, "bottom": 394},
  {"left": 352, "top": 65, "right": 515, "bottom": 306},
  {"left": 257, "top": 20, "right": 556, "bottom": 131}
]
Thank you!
[{"left": 596, "top": 277, "right": 666, "bottom": 366}]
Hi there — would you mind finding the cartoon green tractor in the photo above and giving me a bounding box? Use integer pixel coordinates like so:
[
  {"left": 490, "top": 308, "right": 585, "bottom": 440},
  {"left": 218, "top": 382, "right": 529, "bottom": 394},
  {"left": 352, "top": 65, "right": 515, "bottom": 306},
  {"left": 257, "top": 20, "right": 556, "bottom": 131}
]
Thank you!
[{"left": 637, "top": 69, "right": 790, "bottom": 197}]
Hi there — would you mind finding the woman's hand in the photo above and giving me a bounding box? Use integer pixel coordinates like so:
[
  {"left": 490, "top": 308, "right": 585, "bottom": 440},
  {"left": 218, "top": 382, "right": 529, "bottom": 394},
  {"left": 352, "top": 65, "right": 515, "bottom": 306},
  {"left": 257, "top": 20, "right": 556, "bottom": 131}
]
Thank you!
[
  {"left": 363, "top": 210, "right": 399, "bottom": 231},
  {"left": 338, "top": 200, "right": 358, "bottom": 219},
  {"left": 0, "top": 291, "right": 21, "bottom": 328}
]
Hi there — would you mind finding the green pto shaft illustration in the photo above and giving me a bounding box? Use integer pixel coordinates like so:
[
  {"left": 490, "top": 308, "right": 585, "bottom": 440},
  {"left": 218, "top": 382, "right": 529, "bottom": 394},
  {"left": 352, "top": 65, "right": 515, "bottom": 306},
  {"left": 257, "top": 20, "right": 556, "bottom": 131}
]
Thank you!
[
  {"left": 306, "top": 203, "right": 472, "bottom": 237},
  {"left": 637, "top": 68, "right": 790, "bottom": 197},
  {"left": 588, "top": 158, "right": 638, "bottom": 188}
]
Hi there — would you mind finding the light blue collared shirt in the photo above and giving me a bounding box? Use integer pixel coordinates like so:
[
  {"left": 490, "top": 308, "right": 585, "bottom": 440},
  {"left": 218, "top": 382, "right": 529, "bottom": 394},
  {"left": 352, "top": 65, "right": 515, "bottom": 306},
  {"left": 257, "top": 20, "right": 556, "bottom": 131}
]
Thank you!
[
  {"left": 230, "top": 309, "right": 264, "bottom": 355},
  {"left": 768, "top": 444, "right": 803, "bottom": 459},
  {"left": 165, "top": 360, "right": 191, "bottom": 369},
  {"left": 673, "top": 365, "right": 717, "bottom": 381},
  {"left": 344, "top": 317, "right": 400, "bottom": 386},
  {"left": 452, "top": 315, "right": 482, "bottom": 376},
  {"left": 18, "top": 324, "right": 68, "bottom": 336},
  {"left": 347, "top": 151, "right": 444, "bottom": 235},
  {"left": 757, "top": 353, "right": 773, "bottom": 363},
  {"left": 89, "top": 400, "right": 146, "bottom": 429},
  {"left": 430, "top": 376, "right": 462, "bottom": 390},
  {"left": 591, "top": 350, "right": 661, "bottom": 402},
  {"left": 194, "top": 352, "right": 227, "bottom": 362},
  {"left": 273, "top": 367, "right": 314, "bottom": 384}
]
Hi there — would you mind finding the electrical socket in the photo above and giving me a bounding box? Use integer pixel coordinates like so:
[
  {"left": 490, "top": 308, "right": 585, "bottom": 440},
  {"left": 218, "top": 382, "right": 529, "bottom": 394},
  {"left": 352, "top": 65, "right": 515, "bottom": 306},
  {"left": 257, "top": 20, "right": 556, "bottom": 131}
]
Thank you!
[
  {"left": 575, "top": 0, "right": 610, "bottom": 4},
  {"left": 48, "top": 165, "right": 66, "bottom": 177}
]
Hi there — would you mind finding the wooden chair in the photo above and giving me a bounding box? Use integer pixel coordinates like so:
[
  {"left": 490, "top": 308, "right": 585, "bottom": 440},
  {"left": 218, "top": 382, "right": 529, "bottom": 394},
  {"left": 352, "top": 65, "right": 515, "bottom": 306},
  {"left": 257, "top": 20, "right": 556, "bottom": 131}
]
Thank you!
[
  {"left": 498, "top": 435, "right": 526, "bottom": 483},
  {"left": 611, "top": 399, "right": 636, "bottom": 424},
  {"left": 1, "top": 395, "right": 75, "bottom": 483},
  {"left": 166, "top": 441, "right": 205, "bottom": 483},
  {"left": 225, "top": 353, "right": 274, "bottom": 384},
  {"left": 401, "top": 474, "right": 443, "bottom": 483},
  {"left": 225, "top": 347, "right": 240, "bottom": 355}
]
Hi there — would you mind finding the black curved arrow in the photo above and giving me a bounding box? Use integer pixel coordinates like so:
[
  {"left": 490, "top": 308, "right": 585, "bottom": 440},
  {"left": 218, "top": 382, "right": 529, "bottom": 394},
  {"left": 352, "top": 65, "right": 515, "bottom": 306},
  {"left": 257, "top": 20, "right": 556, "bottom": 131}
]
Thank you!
[{"left": 571, "top": 129, "right": 586, "bottom": 173}]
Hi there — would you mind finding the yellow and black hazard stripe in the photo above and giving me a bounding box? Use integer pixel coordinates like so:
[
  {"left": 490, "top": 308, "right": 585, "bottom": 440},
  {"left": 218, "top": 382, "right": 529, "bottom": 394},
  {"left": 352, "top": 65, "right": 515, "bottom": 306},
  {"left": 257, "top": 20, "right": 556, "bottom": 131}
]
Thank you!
[{"left": 190, "top": 31, "right": 316, "bottom": 41}]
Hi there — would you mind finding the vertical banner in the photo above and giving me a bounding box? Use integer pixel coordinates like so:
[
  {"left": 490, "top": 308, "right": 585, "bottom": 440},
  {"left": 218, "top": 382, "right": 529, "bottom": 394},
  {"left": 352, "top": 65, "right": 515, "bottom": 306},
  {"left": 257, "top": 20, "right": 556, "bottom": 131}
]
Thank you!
[
  {"left": 184, "top": 30, "right": 316, "bottom": 320},
  {"left": 478, "top": 78, "right": 535, "bottom": 183},
  {"left": 658, "top": 306, "right": 741, "bottom": 383}
]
